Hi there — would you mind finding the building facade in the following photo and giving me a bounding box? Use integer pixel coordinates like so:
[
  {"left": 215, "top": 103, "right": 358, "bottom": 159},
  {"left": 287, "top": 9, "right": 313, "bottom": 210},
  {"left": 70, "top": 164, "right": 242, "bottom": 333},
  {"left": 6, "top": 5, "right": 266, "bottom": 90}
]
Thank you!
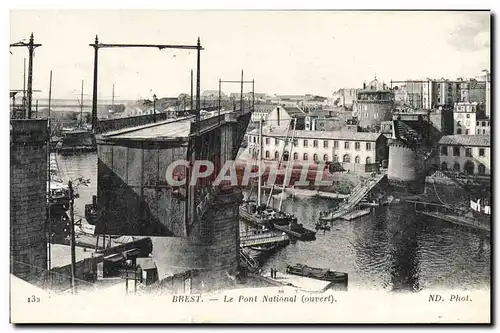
[
  {"left": 438, "top": 135, "right": 490, "bottom": 176},
  {"left": 331, "top": 88, "right": 358, "bottom": 109},
  {"left": 453, "top": 102, "right": 482, "bottom": 135},
  {"left": 353, "top": 78, "right": 394, "bottom": 129},
  {"left": 476, "top": 118, "right": 490, "bottom": 135},
  {"left": 246, "top": 129, "right": 388, "bottom": 172}
]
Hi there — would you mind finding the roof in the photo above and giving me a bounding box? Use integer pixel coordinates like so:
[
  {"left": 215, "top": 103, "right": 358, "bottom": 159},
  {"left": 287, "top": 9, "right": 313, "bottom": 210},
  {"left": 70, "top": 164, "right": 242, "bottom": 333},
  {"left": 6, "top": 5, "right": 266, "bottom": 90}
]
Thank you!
[
  {"left": 281, "top": 106, "right": 306, "bottom": 118},
  {"left": 202, "top": 90, "right": 225, "bottom": 97},
  {"left": 277, "top": 95, "right": 304, "bottom": 100},
  {"left": 136, "top": 257, "right": 157, "bottom": 270},
  {"left": 248, "top": 128, "right": 383, "bottom": 141},
  {"left": 439, "top": 135, "right": 490, "bottom": 147},
  {"left": 360, "top": 78, "right": 389, "bottom": 92},
  {"left": 307, "top": 110, "right": 330, "bottom": 118},
  {"left": 254, "top": 104, "right": 276, "bottom": 113}
]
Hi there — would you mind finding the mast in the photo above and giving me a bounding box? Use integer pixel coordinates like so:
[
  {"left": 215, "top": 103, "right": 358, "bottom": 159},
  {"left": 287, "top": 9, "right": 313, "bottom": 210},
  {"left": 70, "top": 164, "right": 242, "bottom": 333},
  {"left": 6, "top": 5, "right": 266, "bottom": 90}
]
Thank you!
[
  {"left": 80, "top": 79, "right": 84, "bottom": 127},
  {"left": 257, "top": 115, "right": 263, "bottom": 206},
  {"left": 279, "top": 118, "right": 297, "bottom": 211},
  {"left": 266, "top": 119, "right": 292, "bottom": 208},
  {"left": 112, "top": 83, "right": 115, "bottom": 113}
]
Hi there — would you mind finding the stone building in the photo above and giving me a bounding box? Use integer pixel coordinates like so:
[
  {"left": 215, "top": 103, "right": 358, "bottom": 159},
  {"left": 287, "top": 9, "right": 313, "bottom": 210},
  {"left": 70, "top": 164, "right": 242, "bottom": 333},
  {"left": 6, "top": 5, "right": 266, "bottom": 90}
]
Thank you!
[
  {"left": 353, "top": 78, "right": 394, "bottom": 129},
  {"left": 438, "top": 135, "right": 490, "bottom": 176},
  {"left": 246, "top": 128, "right": 388, "bottom": 172}
]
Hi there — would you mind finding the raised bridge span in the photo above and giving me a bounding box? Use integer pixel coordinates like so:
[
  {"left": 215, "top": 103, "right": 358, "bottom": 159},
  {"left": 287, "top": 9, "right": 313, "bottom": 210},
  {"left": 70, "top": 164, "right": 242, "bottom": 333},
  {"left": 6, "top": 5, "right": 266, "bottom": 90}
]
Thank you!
[{"left": 94, "top": 107, "right": 252, "bottom": 285}]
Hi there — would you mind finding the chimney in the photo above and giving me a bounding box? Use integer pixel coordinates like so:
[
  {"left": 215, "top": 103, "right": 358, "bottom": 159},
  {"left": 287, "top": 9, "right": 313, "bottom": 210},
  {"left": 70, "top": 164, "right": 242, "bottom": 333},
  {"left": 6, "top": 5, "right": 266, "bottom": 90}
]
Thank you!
[{"left": 363, "top": 82, "right": 366, "bottom": 89}]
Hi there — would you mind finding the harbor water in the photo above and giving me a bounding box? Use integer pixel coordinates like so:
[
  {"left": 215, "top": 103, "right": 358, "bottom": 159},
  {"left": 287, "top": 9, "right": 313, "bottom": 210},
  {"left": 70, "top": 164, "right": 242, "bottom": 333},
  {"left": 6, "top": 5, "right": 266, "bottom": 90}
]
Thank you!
[{"left": 60, "top": 153, "right": 491, "bottom": 292}]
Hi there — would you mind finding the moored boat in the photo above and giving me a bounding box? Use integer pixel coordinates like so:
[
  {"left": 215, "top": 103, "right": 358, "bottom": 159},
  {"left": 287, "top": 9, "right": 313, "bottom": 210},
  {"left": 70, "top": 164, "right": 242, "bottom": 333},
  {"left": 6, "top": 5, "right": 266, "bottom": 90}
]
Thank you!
[
  {"left": 274, "top": 222, "right": 316, "bottom": 241},
  {"left": 286, "top": 263, "right": 348, "bottom": 286}
]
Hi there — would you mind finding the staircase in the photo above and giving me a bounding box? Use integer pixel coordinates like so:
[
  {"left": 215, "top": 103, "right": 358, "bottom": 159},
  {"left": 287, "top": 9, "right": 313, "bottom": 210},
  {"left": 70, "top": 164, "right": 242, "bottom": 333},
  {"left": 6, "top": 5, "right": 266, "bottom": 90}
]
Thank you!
[
  {"left": 239, "top": 246, "right": 259, "bottom": 272},
  {"left": 323, "top": 173, "right": 387, "bottom": 220}
]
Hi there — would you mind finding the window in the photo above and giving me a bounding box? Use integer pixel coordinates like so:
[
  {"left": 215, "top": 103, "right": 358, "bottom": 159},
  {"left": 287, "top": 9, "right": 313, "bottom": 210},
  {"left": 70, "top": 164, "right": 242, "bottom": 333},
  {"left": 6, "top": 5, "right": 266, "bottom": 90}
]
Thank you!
[
  {"left": 303, "top": 140, "right": 308, "bottom": 147},
  {"left": 355, "top": 156, "right": 360, "bottom": 164},
  {"left": 266, "top": 138, "right": 270, "bottom": 145},
  {"left": 366, "top": 157, "right": 371, "bottom": 164},
  {"left": 334, "top": 141, "right": 339, "bottom": 149},
  {"left": 465, "top": 148, "right": 472, "bottom": 157},
  {"left": 303, "top": 153, "right": 308, "bottom": 161},
  {"left": 478, "top": 164, "right": 486, "bottom": 175},
  {"left": 333, "top": 155, "right": 339, "bottom": 162},
  {"left": 482, "top": 121, "right": 486, "bottom": 127},
  {"left": 477, "top": 129, "right": 480, "bottom": 134},
  {"left": 355, "top": 142, "right": 360, "bottom": 150},
  {"left": 441, "top": 146, "right": 448, "bottom": 156},
  {"left": 265, "top": 150, "right": 270, "bottom": 158},
  {"left": 453, "top": 162, "right": 460, "bottom": 172},
  {"left": 453, "top": 147, "right": 460, "bottom": 157},
  {"left": 313, "top": 140, "right": 318, "bottom": 148},
  {"left": 344, "top": 141, "right": 350, "bottom": 149},
  {"left": 479, "top": 148, "right": 485, "bottom": 157},
  {"left": 293, "top": 152, "right": 299, "bottom": 160},
  {"left": 457, "top": 128, "right": 462, "bottom": 134},
  {"left": 275, "top": 138, "right": 279, "bottom": 145},
  {"left": 323, "top": 140, "right": 328, "bottom": 148},
  {"left": 274, "top": 151, "right": 279, "bottom": 160},
  {"left": 313, "top": 154, "right": 318, "bottom": 161},
  {"left": 293, "top": 139, "right": 298, "bottom": 147},
  {"left": 343, "top": 154, "right": 350, "bottom": 163},
  {"left": 465, "top": 129, "right": 469, "bottom": 135},
  {"left": 364, "top": 112, "right": 368, "bottom": 118},
  {"left": 466, "top": 114, "right": 470, "bottom": 118},
  {"left": 476, "top": 121, "right": 480, "bottom": 126},
  {"left": 465, "top": 120, "right": 470, "bottom": 126},
  {"left": 366, "top": 142, "right": 371, "bottom": 150},
  {"left": 253, "top": 136, "right": 256, "bottom": 143},
  {"left": 483, "top": 129, "right": 486, "bottom": 134},
  {"left": 441, "top": 162, "right": 448, "bottom": 171},
  {"left": 323, "top": 154, "right": 328, "bottom": 161}
]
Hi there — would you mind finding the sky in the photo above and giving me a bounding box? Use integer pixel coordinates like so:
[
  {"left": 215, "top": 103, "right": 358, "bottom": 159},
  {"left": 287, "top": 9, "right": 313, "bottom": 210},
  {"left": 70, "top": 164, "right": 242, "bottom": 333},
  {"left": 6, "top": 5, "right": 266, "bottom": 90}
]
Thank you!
[{"left": 9, "top": 10, "right": 490, "bottom": 100}]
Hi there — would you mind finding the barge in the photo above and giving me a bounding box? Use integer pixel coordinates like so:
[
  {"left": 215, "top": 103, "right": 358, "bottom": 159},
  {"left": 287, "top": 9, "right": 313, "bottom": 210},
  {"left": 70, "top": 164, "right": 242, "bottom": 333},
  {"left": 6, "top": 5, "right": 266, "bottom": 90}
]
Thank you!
[{"left": 286, "top": 263, "right": 348, "bottom": 287}]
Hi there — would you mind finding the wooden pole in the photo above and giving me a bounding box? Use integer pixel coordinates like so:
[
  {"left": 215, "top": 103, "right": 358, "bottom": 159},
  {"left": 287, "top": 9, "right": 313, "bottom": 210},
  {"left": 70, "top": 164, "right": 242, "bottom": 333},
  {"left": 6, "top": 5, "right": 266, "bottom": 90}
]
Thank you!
[
  {"left": 91, "top": 35, "right": 99, "bottom": 133},
  {"left": 68, "top": 181, "right": 77, "bottom": 294}
]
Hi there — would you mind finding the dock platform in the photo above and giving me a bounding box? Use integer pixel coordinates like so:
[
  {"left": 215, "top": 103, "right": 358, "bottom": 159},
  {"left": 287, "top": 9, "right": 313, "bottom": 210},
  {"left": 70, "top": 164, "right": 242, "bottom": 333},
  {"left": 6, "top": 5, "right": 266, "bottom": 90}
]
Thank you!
[
  {"left": 240, "top": 230, "right": 290, "bottom": 248},
  {"left": 341, "top": 208, "right": 371, "bottom": 221},
  {"left": 416, "top": 210, "right": 490, "bottom": 233}
]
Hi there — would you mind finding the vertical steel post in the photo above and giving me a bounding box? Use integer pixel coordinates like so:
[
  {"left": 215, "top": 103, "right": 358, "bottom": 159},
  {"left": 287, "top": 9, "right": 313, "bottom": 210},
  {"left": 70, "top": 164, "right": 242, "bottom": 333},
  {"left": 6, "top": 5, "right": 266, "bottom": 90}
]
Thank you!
[
  {"left": 240, "top": 70, "right": 244, "bottom": 112},
  {"left": 27, "top": 34, "right": 34, "bottom": 119},
  {"left": 252, "top": 79, "right": 255, "bottom": 112},
  {"left": 91, "top": 35, "right": 99, "bottom": 133},
  {"left": 196, "top": 38, "right": 201, "bottom": 128},
  {"left": 218, "top": 78, "right": 221, "bottom": 121},
  {"left": 190, "top": 69, "right": 194, "bottom": 112},
  {"left": 23, "top": 58, "right": 26, "bottom": 118},
  {"left": 47, "top": 70, "right": 53, "bottom": 284}
]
